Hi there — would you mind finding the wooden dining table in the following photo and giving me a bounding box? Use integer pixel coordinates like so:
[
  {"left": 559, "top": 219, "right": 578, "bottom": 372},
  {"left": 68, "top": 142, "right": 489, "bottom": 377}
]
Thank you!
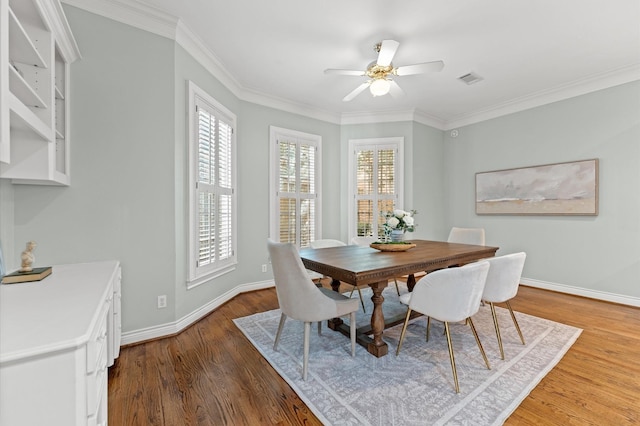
[{"left": 299, "top": 239, "right": 498, "bottom": 357}]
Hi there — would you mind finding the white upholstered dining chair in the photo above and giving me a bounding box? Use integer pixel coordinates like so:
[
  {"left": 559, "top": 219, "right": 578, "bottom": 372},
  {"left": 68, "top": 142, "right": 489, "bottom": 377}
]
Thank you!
[
  {"left": 447, "top": 227, "right": 486, "bottom": 246},
  {"left": 396, "top": 261, "right": 491, "bottom": 393},
  {"left": 268, "top": 239, "right": 359, "bottom": 381},
  {"left": 311, "top": 239, "right": 367, "bottom": 312},
  {"left": 482, "top": 252, "right": 527, "bottom": 360}
]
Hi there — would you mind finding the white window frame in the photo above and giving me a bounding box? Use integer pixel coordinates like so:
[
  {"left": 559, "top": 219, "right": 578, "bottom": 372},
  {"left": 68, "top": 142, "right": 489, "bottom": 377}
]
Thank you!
[
  {"left": 348, "top": 137, "right": 404, "bottom": 242},
  {"left": 269, "top": 126, "right": 322, "bottom": 247},
  {"left": 187, "top": 81, "right": 237, "bottom": 288}
]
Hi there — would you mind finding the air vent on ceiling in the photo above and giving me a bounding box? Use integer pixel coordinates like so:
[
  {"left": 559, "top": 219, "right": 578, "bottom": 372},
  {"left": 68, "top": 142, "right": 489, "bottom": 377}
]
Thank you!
[{"left": 458, "top": 72, "right": 483, "bottom": 85}]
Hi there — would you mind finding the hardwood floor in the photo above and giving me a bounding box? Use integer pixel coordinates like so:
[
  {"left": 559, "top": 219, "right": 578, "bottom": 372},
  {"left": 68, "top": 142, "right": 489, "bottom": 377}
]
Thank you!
[{"left": 109, "top": 285, "right": 640, "bottom": 425}]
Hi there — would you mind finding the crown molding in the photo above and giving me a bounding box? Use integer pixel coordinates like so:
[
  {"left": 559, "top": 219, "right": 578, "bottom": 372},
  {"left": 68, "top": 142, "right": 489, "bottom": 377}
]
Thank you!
[
  {"left": 413, "top": 110, "right": 447, "bottom": 130},
  {"left": 340, "top": 109, "right": 446, "bottom": 129},
  {"left": 241, "top": 89, "right": 342, "bottom": 124},
  {"left": 62, "top": 0, "right": 178, "bottom": 39},
  {"left": 62, "top": 0, "right": 640, "bottom": 131},
  {"left": 444, "top": 63, "right": 640, "bottom": 130},
  {"left": 174, "top": 21, "right": 243, "bottom": 100},
  {"left": 340, "top": 109, "right": 414, "bottom": 125}
]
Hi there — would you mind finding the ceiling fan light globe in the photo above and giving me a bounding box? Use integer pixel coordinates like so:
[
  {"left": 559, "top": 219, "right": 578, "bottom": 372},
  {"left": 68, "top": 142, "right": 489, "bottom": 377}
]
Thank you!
[{"left": 370, "top": 79, "right": 391, "bottom": 97}]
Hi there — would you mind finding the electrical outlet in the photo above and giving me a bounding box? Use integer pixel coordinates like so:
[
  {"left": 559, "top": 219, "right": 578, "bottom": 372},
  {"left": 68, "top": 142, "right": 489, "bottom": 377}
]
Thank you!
[
  {"left": 261, "top": 264, "right": 267, "bottom": 273},
  {"left": 157, "top": 295, "right": 167, "bottom": 309}
]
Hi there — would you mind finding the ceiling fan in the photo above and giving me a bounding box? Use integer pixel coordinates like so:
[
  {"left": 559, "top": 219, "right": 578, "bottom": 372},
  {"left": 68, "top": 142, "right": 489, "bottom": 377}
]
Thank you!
[{"left": 325, "top": 39, "right": 444, "bottom": 102}]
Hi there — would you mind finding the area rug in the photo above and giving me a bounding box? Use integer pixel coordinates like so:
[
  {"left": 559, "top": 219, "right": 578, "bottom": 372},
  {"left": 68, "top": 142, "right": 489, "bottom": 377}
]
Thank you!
[{"left": 233, "top": 285, "right": 582, "bottom": 425}]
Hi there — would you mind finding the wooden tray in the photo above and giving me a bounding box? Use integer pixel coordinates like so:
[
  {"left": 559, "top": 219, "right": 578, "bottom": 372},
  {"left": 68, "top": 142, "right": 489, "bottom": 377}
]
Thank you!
[{"left": 370, "top": 242, "right": 416, "bottom": 252}]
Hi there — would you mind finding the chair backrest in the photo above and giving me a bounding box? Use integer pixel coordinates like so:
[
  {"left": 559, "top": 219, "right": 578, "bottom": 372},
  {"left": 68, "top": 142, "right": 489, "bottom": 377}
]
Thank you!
[
  {"left": 409, "top": 261, "right": 490, "bottom": 323},
  {"left": 447, "top": 227, "right": 486, "bottom": 246},
  {"left": 482, "top": 252, "right": 526, "bottom": 303},
  {"left": 267, "top": 239, "right": 341, "bottom": 321},
  {"left": 310, "top": 239, "right": 346, "bottom": 249},
  {"left": 351, "top": 236, "right": 377, "bottom": 246}
]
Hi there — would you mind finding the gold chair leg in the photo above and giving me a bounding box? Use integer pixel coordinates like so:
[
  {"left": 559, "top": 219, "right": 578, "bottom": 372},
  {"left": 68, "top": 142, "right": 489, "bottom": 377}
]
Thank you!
[
  {"left": 348, "top": 285, "right": 366, "bottom": 313},
  {"left": 396, "top": 309, "right": 413, "bottom": 356},
  {"left": 356, "top": 287, "right": 366, "bottom": 313},
  {"left": 506, "top": 300, "right": 525, "bottom": 345},
  {"left": 489, "top": 302, "right": 505, "bottom": 360},
  {"left": 426, "top": 316, "right": 431, "bottom": 342},
  {"left": 394, "top": 278, "right": 400, "bottom": 296},
  {"left": 273, "top": 313, "right": 286, "bottom": 351},
  {"left": 444, "top": 322, "right": 460, "bottom": 393},
  {"left": 468, "top": 317, "right": 491, "bottom": 370}
]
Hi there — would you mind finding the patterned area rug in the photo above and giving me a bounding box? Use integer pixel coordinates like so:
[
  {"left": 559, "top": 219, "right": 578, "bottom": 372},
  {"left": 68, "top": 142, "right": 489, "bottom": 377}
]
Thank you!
[{"left": 234, "top": 286, "right": 582, "bottom": 425}]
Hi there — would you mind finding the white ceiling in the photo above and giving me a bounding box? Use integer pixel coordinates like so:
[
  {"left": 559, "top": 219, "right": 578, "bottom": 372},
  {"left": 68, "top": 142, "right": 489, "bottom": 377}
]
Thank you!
[{"left": 68, "top": 0, "right": 640, "bottom": 128}]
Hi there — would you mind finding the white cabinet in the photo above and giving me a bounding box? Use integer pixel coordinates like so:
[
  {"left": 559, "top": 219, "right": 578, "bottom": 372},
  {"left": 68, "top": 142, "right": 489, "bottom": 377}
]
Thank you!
[
  {"left": 0, "top": 261, "right": 121, "bottom": 426},
  {"left": 0, "top": 0, "right": 80, "bottom": 185}
]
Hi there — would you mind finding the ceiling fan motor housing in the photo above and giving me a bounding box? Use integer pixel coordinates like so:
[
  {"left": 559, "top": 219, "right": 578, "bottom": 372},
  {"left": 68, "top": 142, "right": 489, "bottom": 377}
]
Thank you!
[{"left": 366, "top": 63, "right": 394, "bottom": 80}]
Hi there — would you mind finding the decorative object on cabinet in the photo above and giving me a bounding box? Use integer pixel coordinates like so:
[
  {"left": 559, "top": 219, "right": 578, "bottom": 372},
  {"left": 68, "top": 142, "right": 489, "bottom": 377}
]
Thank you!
[
  {"left": 0, "top": 0, "right": 81, "bottom": 185},
  {"left": 1, "top": 265, "right": 51, "bottom": 284},
  {"left": 19, "top": 240, "right": 36, "bottom": 272},
  {"left": 475, "top": 159, "right": 599, "bottom": 215}
]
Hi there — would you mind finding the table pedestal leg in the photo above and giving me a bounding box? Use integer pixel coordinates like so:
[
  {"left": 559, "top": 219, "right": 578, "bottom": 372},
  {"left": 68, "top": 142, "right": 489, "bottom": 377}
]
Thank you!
[
  {"left": 327, "top": 279, "right": 392, "bottom": 357},
  {"left": 406, "top": 274, "right": 416, "bottom": 292},
  {"left": 367, "top": 280, "right": 388, "bottom": 357}
]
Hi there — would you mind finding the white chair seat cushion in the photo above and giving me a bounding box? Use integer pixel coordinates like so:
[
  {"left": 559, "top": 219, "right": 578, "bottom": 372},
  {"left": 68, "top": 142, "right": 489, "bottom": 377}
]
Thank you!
[
  {"left": 399, "top": 292, "right": 411, "bottom": 305},
  {"left": 318, "top": 287, "right": 360, "bottom": 317}
]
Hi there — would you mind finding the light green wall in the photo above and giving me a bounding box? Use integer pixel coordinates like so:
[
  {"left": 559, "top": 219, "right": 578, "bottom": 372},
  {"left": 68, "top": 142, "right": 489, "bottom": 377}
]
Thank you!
[
  {"left": 10, "top": 7, "right": 178, "bottom": 332},
  {"left": 1, "top": 7, "right": 637, "bottom": 339},
  {"left": 411, "top": 122, "right": 447, "bottom": 240},
  {"left": 445, "top": 81, "right": 640, "bottom": 297}
]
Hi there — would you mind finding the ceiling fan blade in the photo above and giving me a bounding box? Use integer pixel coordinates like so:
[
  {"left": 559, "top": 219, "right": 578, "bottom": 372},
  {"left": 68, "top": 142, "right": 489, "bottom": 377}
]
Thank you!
[
  {"left": 389, "top": 80, "right": 404, "bottom": 98},
  {"left": 324, "top": 68, "right": 366, "bottom": 76},
  {"left": 376, "top": 39, "right": 400, "bottom": 67},
  {"left": 342, "top": 82, "right": 370, "bottom": 102},
  {"left": 395, "top": 60, "right": 444, "bottom": 76}
]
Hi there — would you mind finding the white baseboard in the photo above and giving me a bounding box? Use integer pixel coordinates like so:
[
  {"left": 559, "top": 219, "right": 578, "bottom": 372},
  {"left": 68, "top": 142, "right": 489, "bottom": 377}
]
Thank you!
[
  {"left": 121, "top": 276, "right": 639, "bottom": 346},
  {"left": 121, "top": 279, "right": 275, "bottom": 346},
  {"left": 521, "top": 277, "right": 640, "bottom": 308}
]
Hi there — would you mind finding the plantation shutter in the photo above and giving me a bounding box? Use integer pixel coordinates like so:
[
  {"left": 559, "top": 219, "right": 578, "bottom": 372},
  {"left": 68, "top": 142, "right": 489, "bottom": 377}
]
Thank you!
[
  {"left": 276, "top": 134, "right": 318, "bottom": 248},
  {"left": 354, "top": 145, "right": 397, "bottom": 238},
  {"left": 196, "top": 97, "right": 234, "bottom": 268}
]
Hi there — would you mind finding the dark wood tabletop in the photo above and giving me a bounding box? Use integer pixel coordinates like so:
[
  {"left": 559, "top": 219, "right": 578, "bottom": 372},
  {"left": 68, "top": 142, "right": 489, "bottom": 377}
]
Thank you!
[
  {"left": 300, "top": 239, "right": 498, "bottom": 286},
  {"left": 299, "top": 239, "right": 498, "bottom": 357}
]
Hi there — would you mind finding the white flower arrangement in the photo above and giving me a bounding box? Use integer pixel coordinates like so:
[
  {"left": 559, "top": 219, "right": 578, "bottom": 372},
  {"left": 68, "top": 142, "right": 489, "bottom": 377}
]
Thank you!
[{"left": 383, "top": 209, "right": 417, "bottom": 233}]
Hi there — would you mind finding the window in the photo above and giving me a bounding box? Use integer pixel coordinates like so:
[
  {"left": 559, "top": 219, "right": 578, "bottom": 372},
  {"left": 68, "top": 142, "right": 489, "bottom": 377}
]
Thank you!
[
  {"left": 348, "top": 137, "right": 404, "bottom": 241},
  {"left": 187, "top": 81, "right": 237, "bottom": 287},
  {"left": 269, "top": 126, "right": 321, "bottom": 248}
]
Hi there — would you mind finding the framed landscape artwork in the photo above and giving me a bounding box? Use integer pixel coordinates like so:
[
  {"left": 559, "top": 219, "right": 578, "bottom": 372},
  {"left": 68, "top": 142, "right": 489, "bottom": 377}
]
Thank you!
[{"left": 476, "top": 159, "right": 599, "bottom": 215}]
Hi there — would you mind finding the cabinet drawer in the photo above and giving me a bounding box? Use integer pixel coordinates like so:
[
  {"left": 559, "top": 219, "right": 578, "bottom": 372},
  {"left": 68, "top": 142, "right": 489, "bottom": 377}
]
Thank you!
[
  {"left": 86, "top": 343, "right": 108, "bottom": 418},
  {"left": 86, "top": 318, "right": 107, "bottom": 374}
]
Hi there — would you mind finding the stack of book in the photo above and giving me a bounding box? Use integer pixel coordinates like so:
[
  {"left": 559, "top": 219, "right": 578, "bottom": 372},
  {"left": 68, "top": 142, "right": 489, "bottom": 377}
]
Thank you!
[{"left": 1, "top": 267, "right": 52, "bottom": 284}]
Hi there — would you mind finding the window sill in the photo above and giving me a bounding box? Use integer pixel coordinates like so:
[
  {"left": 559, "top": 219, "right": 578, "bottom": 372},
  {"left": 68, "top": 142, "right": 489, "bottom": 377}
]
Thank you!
[{"left": 187, "top": 263, "right": 236, "bottom": 290}]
